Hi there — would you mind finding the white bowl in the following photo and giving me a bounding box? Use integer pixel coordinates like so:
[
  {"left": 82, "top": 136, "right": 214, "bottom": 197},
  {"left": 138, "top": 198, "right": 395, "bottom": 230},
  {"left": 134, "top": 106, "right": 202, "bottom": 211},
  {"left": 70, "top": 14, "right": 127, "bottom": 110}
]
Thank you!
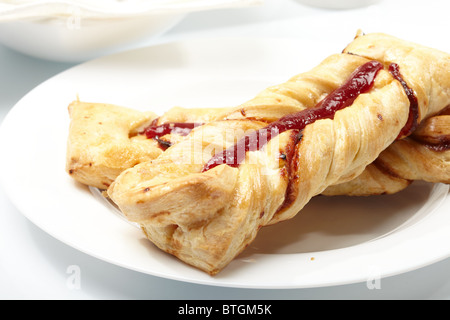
[
  {"left": 0, "top": 0, "right": 262, "bottom": 62},
  {"left": 0, "top": 13, "right": 185, "bottom": 62}
]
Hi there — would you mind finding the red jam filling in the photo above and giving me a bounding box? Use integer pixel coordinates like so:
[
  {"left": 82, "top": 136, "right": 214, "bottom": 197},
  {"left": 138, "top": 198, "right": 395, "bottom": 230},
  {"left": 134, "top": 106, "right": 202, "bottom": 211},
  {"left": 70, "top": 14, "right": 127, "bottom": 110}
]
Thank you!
[
  {"left": 412, "top": 135, "right": 450, "bottom": 152},
  {"left": 424, "top": 142, "right": 450, "bottom": 152},
  {"left": 388, "top": 63, "right": 419, "bottom": 139},
  {"left": 202, "top": 60, "right": 384, "bottom": 172}
]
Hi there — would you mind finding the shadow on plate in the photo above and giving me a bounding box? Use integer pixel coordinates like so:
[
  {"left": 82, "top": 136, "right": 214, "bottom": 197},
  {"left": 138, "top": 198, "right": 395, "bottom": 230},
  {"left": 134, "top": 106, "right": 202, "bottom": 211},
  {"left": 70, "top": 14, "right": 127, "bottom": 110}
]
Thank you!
[{"left": 241, "top": 181, "right": 439, "bottom": 256}]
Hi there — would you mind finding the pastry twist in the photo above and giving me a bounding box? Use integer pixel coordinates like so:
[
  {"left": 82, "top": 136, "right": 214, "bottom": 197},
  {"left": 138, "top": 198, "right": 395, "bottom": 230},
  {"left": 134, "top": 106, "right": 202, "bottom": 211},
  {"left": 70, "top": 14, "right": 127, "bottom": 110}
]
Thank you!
[
  {"left": 106, "top": 33, "right": 450, "bottom": 274},
  {"left": 66, "top": 35, "right": 449, "bottom": 194}
]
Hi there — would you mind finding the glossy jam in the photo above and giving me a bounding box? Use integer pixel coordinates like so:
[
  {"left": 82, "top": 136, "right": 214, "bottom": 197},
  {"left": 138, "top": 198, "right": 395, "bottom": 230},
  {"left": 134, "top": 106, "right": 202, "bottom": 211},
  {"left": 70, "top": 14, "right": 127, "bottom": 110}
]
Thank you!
[
  {"left": 388, "top": 63, "right": 419, "bottom": 139},
  {"left": 141, "top": 122, "right": 202, "bottom": 139},
  {"left": 412, "top": 135, "right": 450, "bottom": 152},
  {"left": 202, "top": 60, "right": 384, "bottom": 172},
  {"left": 424, "top": 142, "right": 450, "bottom": 152}
]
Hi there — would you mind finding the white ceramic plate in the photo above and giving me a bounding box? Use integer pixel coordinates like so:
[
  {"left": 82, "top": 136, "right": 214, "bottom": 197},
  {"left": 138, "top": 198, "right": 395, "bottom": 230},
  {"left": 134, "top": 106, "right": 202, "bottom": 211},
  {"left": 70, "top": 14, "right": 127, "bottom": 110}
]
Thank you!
[{"left": 0, "top": 37, "right": 449, "bottom": 289}]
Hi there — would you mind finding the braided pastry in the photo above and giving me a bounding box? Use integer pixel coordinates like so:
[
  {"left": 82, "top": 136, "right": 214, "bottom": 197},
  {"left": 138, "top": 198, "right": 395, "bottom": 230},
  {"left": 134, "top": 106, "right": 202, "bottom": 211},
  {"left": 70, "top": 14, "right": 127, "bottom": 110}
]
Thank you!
[
  {"left": 66, "top": 39, "right": 449, "bottom": 194},
  {"left": 104, "top": 33, "right": 450, "bottom": 274}
]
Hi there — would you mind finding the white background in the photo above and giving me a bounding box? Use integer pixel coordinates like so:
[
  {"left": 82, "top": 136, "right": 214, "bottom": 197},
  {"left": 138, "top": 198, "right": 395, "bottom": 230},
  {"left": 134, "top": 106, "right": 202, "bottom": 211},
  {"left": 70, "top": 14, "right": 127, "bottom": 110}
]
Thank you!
[{"left": 0, "top": 0, "right": 449, "bottom": 299}]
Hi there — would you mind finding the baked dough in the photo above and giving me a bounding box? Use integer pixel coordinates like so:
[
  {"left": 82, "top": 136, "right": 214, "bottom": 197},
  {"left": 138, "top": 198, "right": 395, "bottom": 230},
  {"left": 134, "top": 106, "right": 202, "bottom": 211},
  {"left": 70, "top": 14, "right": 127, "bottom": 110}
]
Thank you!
[
  {"left": 66, "top": 100, "right": 162, "bottom": 189},
  {"left": 323, "top": 109, "right": 450, "bottom": 196},
  {"left": 106, "top": 33, "right": 450, "bottom": 274}
]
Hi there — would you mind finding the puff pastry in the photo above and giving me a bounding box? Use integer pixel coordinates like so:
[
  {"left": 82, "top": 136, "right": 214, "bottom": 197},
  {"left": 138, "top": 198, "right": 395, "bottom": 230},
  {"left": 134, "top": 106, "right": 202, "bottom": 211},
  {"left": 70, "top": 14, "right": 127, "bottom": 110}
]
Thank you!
[
  {"left": 324, "top": 108, "right": 450, "bottom": 196},
  {"left": 104, "top": 33, "right": 450, "bottom": 274},
  {"left": 66, "top": 101, "right": 162, "bottom": 189}
]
